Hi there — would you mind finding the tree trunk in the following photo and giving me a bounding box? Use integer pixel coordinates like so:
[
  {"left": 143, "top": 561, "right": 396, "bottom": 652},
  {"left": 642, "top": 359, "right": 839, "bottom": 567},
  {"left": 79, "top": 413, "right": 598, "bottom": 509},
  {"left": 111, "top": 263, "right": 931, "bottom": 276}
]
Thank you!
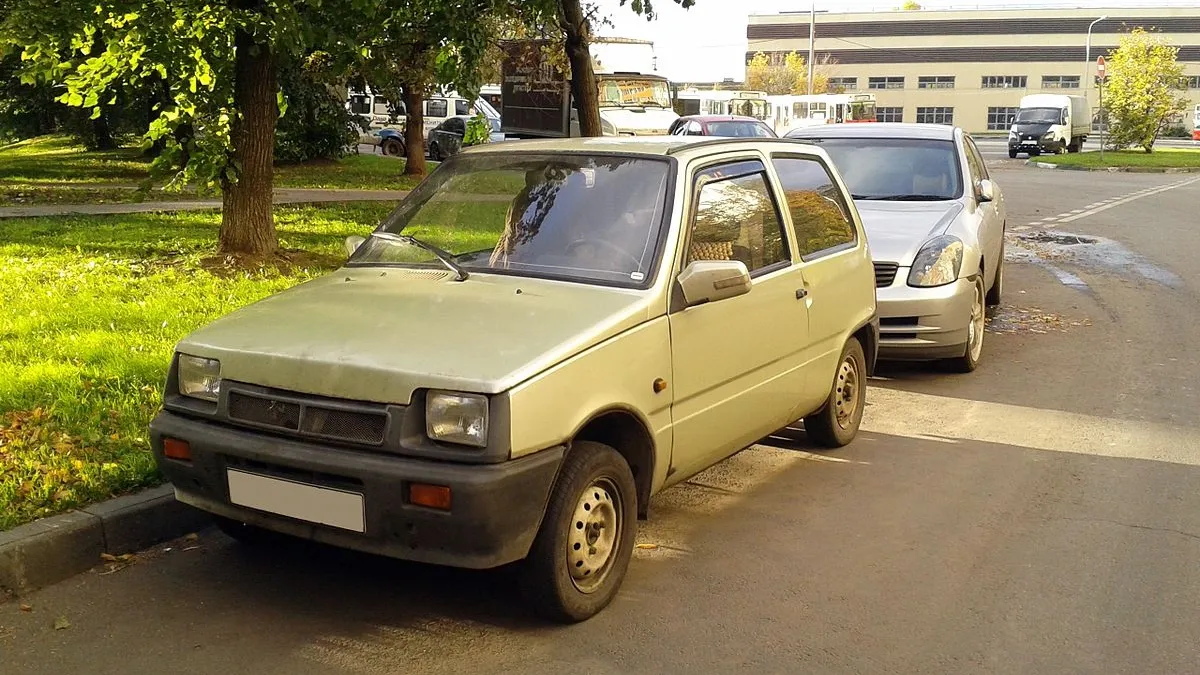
[
  {"left": 401, "top": 84, "right": 427, "bottom": 176},
  {"left": 219, "top": 24, "right": 278, "bottom": 256},
  {"left": 560, "top": 0, "right": 601, "bottom": 137},
  {"left": 90, "top": 110, "right": 117, "bottom": 150}
]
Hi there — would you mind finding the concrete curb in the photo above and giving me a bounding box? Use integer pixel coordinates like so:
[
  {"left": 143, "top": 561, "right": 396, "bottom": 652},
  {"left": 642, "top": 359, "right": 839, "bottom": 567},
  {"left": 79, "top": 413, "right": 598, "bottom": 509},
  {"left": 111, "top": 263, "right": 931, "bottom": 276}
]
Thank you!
[
  {"left": 0, "top": 485, "right": 208, "bottom": 596},
  {"left": 1024, "top": 160, "right": 1200, "bottom": 174}
]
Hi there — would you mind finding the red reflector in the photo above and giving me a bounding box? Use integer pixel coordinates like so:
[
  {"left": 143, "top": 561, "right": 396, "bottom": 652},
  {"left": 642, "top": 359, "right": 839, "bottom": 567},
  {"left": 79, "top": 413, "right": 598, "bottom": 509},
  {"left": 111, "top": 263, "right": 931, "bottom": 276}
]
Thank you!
[
  {"left": 409, "top": 483, "right": 452, "bottom": 510},
  {"left": 163, "top": 438, "right": 192, "bottom": 461}
]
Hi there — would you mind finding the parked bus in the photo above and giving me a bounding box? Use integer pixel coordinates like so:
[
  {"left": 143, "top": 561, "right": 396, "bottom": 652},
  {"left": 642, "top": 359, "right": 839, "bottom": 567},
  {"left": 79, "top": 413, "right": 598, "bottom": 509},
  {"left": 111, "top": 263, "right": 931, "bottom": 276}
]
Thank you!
[{"left": 768, "top": 93, "right": 877, "bottom": 135}]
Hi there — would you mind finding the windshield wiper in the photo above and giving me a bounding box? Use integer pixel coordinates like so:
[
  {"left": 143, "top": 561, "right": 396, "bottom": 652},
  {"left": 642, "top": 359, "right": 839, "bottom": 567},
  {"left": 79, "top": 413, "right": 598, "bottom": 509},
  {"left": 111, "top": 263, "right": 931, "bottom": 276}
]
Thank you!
[{"left": 370, "top": 231, "right": 469, "bottom": 281}]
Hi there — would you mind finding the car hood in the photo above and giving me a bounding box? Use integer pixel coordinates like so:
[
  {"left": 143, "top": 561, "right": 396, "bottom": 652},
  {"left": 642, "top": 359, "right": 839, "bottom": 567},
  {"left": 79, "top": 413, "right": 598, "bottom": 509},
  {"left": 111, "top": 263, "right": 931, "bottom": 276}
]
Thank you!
[
  {"left": 600, "top": 107, "right": 679, "bottom": 134},
  {"left": 177, "top": 269, "right": 652, "bottom": 405},
  {"left": 853, "top": 200, "right": 965, "bottom": 266}
]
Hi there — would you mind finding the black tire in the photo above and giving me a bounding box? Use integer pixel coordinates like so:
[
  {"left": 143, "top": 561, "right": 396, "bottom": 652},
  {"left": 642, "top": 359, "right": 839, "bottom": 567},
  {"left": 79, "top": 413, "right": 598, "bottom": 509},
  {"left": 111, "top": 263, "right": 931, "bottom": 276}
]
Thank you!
[
  {"left": 1030, "top": 148, "right": 1041, "bottom": 157},
  {"left": 945, "top": 277, "right": 986, "bottom": 373},
  {"left": 804, "top": 337, "right": 867, "bottom": 449},
  {"left": 986, "top": 244, "right": 1004, "bottom": 307},
  {"left": 429, "top": 142, "right": 441, "bottom": 161},
  {"left": 381, "top": 138, "right": 404, "bottom": 156},
  {"left": 1008, "top": 149, "right": 1018, "bottom": 159},
  {"left": 519, "top": 442, "right": 637, "bottom": 623}
]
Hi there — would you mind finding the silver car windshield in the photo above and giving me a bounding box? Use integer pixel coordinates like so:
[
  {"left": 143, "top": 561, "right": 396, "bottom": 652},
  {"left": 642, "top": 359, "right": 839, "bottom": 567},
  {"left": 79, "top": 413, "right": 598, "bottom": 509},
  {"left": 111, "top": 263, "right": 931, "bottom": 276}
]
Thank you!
[
  {"left": 349, "top": 153, "right": 672, "bottom": 287},
  {"left": 793, "top": 137, "right": 964, "bottom": 201}
]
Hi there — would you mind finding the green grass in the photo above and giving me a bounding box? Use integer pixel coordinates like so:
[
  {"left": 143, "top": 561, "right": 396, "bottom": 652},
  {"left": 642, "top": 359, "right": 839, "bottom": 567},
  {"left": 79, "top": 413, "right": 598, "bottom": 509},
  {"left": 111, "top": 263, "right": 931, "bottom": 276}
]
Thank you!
[
  {"left": 1036, "top": 147, "right": 1200, "bottom": 169},
  {"left": 0, "top": 135, "right": 426, "bottom": 205},
  {"left": 0, "top": 202, "right": 399, "bottom": 530}
]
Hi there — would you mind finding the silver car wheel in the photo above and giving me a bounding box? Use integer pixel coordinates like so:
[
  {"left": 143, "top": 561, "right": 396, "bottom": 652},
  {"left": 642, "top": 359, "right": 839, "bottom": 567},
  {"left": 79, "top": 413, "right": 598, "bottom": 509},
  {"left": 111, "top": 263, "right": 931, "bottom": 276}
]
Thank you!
[
  {"left": 834, "top": 353, "right": 860, "bottom": 430},
  {"left": 566, "top": 478, "right": 622, "bottom": 594},
  {"left": 967, "top": 280, "right": 985, "bottom": 362}
]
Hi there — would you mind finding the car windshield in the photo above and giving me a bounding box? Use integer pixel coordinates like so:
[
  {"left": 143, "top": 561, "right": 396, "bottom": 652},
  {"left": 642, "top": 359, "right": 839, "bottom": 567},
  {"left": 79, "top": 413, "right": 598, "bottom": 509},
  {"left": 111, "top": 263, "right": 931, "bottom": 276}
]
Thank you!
[
  {"left": 1015, "top": 107, "right": 1061, "bottom": 124},
  {"left": 599, "top": 78, "right": 672, "bottom": 109},
  {"left": 349, "top": 153, "right": 672, "bottom": 287},
  {"left": 793, "top": 137, "right": 963, "bottom": 201},
  {"left": 728, "top": 99, "right": 768, "bottom": 119},
  {"left": 706, "top": 121, "right": 775, "bottom": 138}
]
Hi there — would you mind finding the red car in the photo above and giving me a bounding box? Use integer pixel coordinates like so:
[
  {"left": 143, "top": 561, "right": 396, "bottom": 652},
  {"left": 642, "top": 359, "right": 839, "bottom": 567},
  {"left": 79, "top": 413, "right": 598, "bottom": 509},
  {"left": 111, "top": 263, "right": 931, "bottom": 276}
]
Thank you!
[{"left": 668, "top": 115, "right": 777, "bottom": 138}]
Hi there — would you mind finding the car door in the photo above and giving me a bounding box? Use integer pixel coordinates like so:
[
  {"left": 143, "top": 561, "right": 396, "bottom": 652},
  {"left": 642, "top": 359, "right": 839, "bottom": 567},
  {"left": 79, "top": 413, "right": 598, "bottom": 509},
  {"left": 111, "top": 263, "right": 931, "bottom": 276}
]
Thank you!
[
  {"left": 768, "top": 153, "right": 872, "bottom": 416},
  {"left": 444, "top": 117, "right": 466, "bottom": 156},
  {"left": 962, "top": 134, "right": 1003, "bottom": 287},
  {"left": 667, "top": 156, "right": 811, "bottom": 481}
]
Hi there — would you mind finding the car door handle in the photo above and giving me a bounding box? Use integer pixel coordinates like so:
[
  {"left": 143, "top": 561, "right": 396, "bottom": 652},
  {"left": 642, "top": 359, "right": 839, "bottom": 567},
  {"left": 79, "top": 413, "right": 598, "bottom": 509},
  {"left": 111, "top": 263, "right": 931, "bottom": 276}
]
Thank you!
[{"left": 795, "top": 288, "right": 808, "bottom": 300}]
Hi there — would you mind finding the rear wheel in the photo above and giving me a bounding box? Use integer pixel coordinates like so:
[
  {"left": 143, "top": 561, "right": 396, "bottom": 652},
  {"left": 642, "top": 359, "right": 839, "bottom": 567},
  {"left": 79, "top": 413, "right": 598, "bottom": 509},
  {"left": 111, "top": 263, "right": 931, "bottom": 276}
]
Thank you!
[
  {"left": 429, "top": 142, "right": 441, "bottom": 161},
  {"left": 804, "top": 337, "right": 867, "bottom": 448},
  {"left": 1008, "top": 149, "right": 1018, "bottom": 159},
  {"left": 519, "top": 441, "right": 637, "bottom": 623},
  {"left": 945, "top": 278, "right": 986, "bottom": 373},
  {"left": 381, "top": 138, "right": 404, "bottom": 156}
]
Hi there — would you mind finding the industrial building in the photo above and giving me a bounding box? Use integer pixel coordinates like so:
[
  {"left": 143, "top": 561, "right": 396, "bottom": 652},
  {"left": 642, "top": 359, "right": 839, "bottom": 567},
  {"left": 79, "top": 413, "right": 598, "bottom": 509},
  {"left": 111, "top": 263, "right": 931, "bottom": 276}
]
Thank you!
[{"left": 746, "top": 6, "right": 1200, "bottom": 134}]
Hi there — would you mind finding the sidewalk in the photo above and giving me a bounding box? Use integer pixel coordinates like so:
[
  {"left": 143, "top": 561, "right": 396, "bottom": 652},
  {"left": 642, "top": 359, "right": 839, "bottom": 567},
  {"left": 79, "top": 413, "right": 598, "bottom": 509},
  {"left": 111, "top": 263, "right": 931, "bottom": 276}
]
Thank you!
[{"left": 0, "top": 188, "right": 410, "bottom": 219}]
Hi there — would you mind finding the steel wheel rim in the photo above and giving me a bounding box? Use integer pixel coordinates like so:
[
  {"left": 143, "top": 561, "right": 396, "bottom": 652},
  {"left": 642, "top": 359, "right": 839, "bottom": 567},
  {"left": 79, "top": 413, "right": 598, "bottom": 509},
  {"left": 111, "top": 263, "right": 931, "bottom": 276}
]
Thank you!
[
  {"left": 834, "top": 354, "right": 860, "bottom": 430},
  {"left": 566, "top": 477, "right": 622, "bottom": 594},
  {"left": 968, "top": 282, "right": 985, "bottom": 361}
]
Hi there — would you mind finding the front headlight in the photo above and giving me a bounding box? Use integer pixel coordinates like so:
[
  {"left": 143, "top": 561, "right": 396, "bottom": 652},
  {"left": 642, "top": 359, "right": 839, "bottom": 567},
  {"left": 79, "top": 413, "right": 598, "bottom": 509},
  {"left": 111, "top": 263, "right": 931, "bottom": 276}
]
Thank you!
[
  {"left": 908, "top": 235, "right": 964, "bottom": 288},
  {"left": 1008, "top": 130, "right": 1017, "bottom": 139},
  {"left": 177, "top": 354, "right": 221, "bottom": 402},
  {"left": 426, "top": 391, "right": 489, "bottom": 447},
  {"left": 600, "top": 119, "right": 618, "bottom": 136},
  {"left": 1043, "top": 132, "right": 1055, "bottom": 140}
]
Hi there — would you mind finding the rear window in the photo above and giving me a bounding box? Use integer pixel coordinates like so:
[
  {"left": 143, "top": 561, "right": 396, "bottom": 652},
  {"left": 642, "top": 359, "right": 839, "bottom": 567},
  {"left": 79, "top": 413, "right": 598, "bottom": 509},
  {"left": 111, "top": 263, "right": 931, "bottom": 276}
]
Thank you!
[
  {"left": 791, "top": 137, "right": 963, "bottom": 201},
  {"left": 705, "top": 121, "right": 774, "bottom": 138}
]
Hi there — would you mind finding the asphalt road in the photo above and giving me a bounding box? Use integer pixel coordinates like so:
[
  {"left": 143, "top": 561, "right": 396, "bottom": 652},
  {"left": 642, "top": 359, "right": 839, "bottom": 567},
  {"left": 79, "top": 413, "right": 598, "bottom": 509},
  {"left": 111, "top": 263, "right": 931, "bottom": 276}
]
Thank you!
[{"left": 4, "top": 163, "right": 1200, "bottom": 674}]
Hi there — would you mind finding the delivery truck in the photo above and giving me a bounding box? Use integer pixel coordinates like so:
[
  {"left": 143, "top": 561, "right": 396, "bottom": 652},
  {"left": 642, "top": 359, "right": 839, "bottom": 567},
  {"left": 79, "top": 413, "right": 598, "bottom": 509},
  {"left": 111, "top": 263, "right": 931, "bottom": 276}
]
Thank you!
[{"left": 1008, "top": 94, "right": 1090, "bottom": 158}]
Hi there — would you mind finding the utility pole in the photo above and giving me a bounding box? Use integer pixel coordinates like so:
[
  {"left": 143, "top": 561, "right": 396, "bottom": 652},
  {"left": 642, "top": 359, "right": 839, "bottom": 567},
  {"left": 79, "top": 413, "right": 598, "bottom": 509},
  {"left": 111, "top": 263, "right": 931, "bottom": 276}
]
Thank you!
[{"left": 807, "top": 2, "right": 816, "bottom": 96}]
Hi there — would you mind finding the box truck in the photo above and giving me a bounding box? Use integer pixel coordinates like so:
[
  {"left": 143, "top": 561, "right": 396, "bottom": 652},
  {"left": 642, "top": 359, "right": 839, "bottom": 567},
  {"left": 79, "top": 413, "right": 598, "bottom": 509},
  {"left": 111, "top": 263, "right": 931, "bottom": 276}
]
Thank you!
[{"left": 1008, "top": 94, "right": 1090, "bottom": 158}]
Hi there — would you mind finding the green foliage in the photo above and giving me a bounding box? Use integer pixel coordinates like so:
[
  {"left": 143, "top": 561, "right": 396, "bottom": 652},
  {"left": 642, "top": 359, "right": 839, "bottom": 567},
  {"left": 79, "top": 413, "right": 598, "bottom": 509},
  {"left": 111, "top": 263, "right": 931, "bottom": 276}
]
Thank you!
[
  {"left": 0, "top": 202, "right": 395, "bottom": 529},
  {"left": 1101, "top": 28, "right": 1189, "bottom": 153},
  {"left": 274, "top": 59, "right": 362, "bottom": 164},
  {"left": 463, "top": 113, "right": 493, "bottom": 147}
]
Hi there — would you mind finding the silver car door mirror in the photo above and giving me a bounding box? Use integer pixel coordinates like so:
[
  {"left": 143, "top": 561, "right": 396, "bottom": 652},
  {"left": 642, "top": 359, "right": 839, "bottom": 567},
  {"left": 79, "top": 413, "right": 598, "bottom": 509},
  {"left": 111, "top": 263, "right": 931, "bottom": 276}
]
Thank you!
[
  {"left": 344, "top": 235, "right": 366, "bottom": 257},
  {"left": 978, "top": 179, "right": 996, "bottom": 203},
  {"left": 678, "top": 259, "right": 752, "bottom": 306}
]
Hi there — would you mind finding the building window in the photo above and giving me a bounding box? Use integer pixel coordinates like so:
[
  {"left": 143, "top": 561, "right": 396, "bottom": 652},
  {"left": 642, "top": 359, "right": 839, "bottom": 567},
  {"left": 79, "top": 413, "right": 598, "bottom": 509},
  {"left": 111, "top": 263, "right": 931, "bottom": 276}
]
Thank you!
[
  {"left": 916, "top": 107, "right": 954, "bottom": 125},
  {"left": 828, "top": 76, "right": 857, "bottom": 92},
  {"left": 918, "top": 76, "right": 955, "bottom": 89},
  {"left": 1188, "top": 76, "right": 1200, "bottom": 89},
  {"left": 987, "top": 107, "right": 1018, "bottom": 131},
  {"left": 1043, "top": 75, "right": 1081, "bottom": 89},
  {"left": 876, "top": 106, "right": 903, "bottom": 123},
  {"left": 981, "top": 75, "right": 1027, "bottom": 89},
  {"left": 868, "top": 76, "right": 904, "bottom": 90}
]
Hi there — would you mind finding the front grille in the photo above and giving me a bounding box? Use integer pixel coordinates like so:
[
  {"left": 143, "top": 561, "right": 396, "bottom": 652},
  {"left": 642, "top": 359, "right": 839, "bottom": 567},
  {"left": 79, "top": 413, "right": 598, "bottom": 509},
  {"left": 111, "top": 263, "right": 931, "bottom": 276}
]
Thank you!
[
  {"left": 874, "top": 262, "right": 899, "bottom": 288},
  {"left": 229, "top": 392, "right": 301, "bottom": 431},
  {"left": 227, "top": 389, "right": 388, "bottom": 447}
]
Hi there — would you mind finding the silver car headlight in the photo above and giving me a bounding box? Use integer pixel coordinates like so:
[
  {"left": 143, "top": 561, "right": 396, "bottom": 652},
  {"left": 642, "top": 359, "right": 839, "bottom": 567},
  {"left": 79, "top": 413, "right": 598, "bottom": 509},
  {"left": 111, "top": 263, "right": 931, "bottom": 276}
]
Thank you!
[
  {"left": 426, "top": 391, "right": 489, "bottom": 447},
  {"left": 177, "top": 354, "right": 221, "bottom": 402},
  {"left": 908, "top": 235, "right": 964, "bottom": 288}
]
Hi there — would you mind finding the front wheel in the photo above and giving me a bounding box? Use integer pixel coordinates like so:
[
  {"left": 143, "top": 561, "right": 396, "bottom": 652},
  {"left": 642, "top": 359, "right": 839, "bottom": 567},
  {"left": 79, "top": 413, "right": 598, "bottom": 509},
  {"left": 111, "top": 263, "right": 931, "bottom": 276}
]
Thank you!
[
  {"left": 381, "top": 138, "right": 404, "bottom": 156},
  {"left": 804, "top": 337, "right": 867, "bottom": 448},
  {"left": 519, "top": 441, "right": 637, "bottom": 623},
  {"left": 945, "top": 277, "right": 986, "bottom": 373},
  {"left": 1008, "top": 149, "right": 1018, "bottom": 159}
]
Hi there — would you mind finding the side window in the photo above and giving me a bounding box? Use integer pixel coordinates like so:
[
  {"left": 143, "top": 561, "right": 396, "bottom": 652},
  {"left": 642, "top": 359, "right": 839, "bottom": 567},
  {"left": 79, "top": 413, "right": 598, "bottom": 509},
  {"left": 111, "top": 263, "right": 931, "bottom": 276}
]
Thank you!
[
  {"left": 687, "top": 161, "right": 790, "bottom": 275},
  {"left": 687, "top": 121, "right": 704, "bottom": 136},
  {"left": 770, "top": 157, "right": 856, "bottom": 259},
  {"left": 449, "top": 118, "right": 466, "bottom": 134},
  {"left": 426, "top": 98, "right": 449, "bottom": 118},
  {"left": 455, "top": 99, "right": 470, "bottom": 116},
  {"left": 965, "top": 136, "right": 990, "bottom": 180},
  {"left": 961, "top": 138, "right": 986, "bottom": 197}
]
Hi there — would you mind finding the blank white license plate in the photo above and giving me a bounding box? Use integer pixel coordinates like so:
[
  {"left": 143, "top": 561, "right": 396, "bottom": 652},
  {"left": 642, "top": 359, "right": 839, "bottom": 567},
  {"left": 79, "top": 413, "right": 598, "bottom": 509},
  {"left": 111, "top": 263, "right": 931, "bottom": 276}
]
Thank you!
[{"left": 226, "top": 469, "right": 365, "bottom": 533}]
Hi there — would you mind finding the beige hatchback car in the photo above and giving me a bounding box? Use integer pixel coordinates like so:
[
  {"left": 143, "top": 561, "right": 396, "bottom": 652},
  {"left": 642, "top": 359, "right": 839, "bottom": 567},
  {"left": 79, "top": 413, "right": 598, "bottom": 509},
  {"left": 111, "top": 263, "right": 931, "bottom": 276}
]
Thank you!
[{"left": 150, "top": 137, "right": 878, "bottom": 623}]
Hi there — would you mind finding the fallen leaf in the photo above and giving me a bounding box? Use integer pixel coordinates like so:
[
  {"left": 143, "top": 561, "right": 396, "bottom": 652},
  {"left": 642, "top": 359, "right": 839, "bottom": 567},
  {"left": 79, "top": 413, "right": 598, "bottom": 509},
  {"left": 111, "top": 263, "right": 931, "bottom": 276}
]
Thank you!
[
  {"left": 52, "top": 616, "right": 70, "bottom": 631},
  {"left": 635, "top": 543, "right": 659, "bottom": 550},
  {"left": 18, "top": 604, "right": 32, "bottom": 613}
]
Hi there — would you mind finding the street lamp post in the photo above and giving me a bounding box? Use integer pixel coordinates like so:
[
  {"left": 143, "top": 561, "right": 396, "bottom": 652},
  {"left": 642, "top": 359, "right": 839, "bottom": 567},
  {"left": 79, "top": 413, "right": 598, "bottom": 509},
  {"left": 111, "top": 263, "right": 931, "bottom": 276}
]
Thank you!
[
  {"left": 1085, "top": 15, "right": 1108, "bottom": 89},
  {"left": 807, "top": 2, "right": 816, "bottom": 96}
]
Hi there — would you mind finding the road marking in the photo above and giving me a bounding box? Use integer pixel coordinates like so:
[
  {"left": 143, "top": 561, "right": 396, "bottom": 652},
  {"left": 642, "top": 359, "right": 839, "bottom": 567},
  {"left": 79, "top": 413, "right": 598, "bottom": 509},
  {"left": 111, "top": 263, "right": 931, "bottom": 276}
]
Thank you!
[{"left": 1059, "top": 177, "right": 1200, "bottom": 224}]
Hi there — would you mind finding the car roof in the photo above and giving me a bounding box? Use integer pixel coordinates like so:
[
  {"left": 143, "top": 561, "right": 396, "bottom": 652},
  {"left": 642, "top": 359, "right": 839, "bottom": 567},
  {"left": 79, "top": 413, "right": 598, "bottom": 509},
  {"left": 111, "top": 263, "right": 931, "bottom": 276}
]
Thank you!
[
  {"left": 463, "top": 136, "right": 825, "bottom": 158},
  {"left": 786, "top": 123, "right": 958, "bottom": 142},
  {"left": 680, "top": 115, "right": 763, "bottom": 123}
]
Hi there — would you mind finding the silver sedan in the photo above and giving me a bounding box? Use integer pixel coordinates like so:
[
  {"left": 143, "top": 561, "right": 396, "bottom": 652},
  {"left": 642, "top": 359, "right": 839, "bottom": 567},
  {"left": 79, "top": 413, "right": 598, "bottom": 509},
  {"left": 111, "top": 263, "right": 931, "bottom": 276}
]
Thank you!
[{"left": 785, "top": 123, "right": 1006, "bottom": 372}]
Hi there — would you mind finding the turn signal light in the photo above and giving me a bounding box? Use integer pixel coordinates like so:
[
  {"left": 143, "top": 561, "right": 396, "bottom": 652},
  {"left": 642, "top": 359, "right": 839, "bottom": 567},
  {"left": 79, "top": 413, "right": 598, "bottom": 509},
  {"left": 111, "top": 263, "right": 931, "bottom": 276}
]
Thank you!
[
  {"left": 162, "top": 438, "right": 192, "bottom": 462},
  {"left": 409, "top": 483, "right": 452, "bottom": 510}
]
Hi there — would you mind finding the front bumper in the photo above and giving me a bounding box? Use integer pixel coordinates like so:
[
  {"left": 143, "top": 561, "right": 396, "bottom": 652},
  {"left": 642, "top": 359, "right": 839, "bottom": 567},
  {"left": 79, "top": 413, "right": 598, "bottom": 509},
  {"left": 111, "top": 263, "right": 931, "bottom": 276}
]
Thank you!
[
  {"left": 1008, "top": 137, "right": 1064, "bottom": 154},
  {"left": 875, "top": 274, "right": 976, "bottom": 360},
  {"left": 150, "top": 411, "right": 563, "bottom": 569}
]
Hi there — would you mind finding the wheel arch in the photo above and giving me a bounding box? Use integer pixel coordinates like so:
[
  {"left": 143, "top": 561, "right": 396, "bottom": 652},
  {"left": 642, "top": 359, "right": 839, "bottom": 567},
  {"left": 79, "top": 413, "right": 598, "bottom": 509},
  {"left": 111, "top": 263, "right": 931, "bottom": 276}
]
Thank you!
[{"left": 570, "top": 407, "right": 656, "bottom": 520}]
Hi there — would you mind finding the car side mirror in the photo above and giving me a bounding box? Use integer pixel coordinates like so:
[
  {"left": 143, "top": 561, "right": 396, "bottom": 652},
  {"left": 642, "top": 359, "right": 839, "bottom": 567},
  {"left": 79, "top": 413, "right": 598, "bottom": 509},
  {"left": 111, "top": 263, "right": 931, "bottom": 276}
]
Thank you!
[
  {"left": 678, "top": 259, "right": 752, "bottom": 306},
  {"left": 344, "top": 235, "right": 366, "bottom": 257},
  {"left": 978, "top": 179, "right": 996, "bottom": 203}
]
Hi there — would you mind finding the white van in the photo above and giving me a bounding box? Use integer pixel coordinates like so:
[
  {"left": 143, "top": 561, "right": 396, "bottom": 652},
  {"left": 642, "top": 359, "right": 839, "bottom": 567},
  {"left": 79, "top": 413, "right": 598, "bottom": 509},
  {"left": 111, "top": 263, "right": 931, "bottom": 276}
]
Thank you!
[
  {"left": 1007, "top": 94, "right": 1090, "bottom": 158},
  {"left": 348, "top": 88, "right": 502, "bottom": 156}
]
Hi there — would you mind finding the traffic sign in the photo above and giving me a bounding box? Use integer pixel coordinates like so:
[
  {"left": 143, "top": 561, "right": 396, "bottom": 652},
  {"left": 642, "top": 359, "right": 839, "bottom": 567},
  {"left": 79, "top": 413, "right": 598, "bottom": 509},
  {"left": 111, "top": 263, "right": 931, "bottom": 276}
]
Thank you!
[{"left": 1096, "top": 56, "right": 1106, "bottom": 78}]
